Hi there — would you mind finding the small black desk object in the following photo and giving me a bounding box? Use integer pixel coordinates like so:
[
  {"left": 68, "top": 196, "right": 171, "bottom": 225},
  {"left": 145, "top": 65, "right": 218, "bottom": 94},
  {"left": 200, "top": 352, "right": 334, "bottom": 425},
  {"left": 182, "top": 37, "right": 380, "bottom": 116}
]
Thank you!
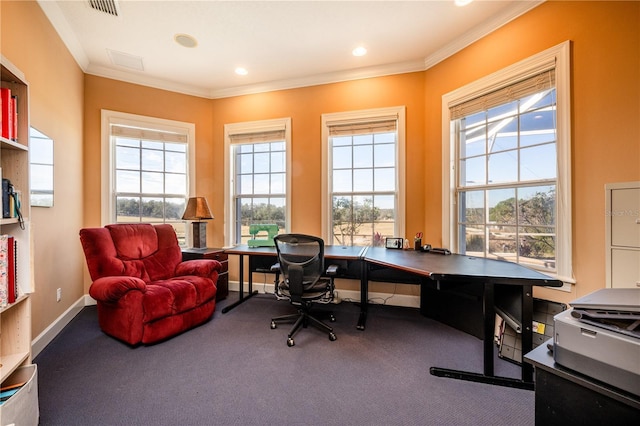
[{"left": 525, "top": 340, "right": 640, "bottom": 425}]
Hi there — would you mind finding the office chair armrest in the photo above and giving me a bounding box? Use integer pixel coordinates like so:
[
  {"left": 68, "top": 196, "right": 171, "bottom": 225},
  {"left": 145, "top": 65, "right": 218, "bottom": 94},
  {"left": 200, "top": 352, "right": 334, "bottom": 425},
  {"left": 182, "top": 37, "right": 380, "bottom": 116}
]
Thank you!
[{"left": 326, "top": 264, "right": 339, "bottom": 276}]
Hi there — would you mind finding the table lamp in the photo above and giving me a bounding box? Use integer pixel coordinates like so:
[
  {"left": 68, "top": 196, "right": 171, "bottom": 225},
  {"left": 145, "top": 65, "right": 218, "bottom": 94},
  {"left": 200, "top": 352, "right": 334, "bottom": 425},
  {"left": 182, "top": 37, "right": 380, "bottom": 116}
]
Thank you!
[{"left": 182, "top": 196, "right": 213, "bottom": 248}]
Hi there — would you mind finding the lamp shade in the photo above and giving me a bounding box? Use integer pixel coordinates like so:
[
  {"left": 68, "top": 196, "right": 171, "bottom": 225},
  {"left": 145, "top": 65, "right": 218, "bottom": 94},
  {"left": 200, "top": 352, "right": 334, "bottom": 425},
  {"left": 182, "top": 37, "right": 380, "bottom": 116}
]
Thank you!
[{"left": 182, "top": 197, "right": 213, "bottom": 220}]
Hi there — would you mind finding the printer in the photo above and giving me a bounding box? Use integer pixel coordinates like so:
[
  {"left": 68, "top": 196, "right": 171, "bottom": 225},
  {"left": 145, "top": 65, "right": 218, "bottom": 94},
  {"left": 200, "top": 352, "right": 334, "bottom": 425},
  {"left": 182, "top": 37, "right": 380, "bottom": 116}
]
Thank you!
[{"left": 553, "top": 288, "right": 640, "bottom": 397}]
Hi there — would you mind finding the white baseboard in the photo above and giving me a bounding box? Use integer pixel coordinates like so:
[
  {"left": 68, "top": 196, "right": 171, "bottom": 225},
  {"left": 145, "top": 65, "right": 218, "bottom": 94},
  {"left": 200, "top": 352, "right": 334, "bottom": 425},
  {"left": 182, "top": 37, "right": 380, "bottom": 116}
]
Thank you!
[
  {"left": 228, "top": 281, "right": 420, "bottom": 309},
  {"left": 31, "top": 295, "right": 96, "bottom": 358}
]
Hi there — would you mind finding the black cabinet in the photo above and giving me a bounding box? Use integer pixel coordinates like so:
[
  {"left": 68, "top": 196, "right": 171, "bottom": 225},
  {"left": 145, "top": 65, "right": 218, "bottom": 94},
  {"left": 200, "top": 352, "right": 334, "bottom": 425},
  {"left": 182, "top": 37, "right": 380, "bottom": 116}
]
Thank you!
[
  {"left": 525, "top": 341, "right": 640, "bottom": 425},
  {"left": 182, "top": 248, "right": 228, "bottom": 300}
]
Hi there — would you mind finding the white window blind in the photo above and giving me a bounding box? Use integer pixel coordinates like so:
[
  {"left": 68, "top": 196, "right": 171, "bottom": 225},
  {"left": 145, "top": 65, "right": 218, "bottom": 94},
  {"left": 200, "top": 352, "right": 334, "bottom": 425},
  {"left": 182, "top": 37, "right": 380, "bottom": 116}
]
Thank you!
[
  {"left": 227, "top": 120, "right": 287, "bottom": 145},
  {"left": 450, "top": 69, "right": 556, "bottom": 120},
  {"left": 111, "top": 125, "right": 188, "bottom": 144},
  {"left": 326, "top": 116, "right": 398, "bottom": 137},
  {"left": 228, "top": 129, "right": 286, "bottom": 145}
]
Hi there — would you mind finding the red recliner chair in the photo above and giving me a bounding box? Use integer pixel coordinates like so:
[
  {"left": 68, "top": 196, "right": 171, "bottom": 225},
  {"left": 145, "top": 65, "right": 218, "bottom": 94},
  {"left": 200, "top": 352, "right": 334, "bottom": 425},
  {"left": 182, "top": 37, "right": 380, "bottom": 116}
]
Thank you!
[{"left": 79, "top": 223, "right": 221, "bottom": 345}]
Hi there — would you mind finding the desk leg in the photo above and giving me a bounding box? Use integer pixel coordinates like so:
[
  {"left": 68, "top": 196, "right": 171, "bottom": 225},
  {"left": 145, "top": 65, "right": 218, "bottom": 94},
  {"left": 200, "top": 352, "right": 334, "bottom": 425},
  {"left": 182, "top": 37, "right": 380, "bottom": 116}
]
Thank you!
[
  {"left": 222, "top": 254, "right": 258, "bottom": 313},
  {"left": 483, "top": 283, "right": 495, "bottom": 377},
  {"left": 356, "top": 260, "right": 368, "bottom": 330},
  {"left": 520, "top": 284, "right": 534, "bottom": 383},
  {"left": 430, "top": 282, "right": 534, "bottom": 390}
]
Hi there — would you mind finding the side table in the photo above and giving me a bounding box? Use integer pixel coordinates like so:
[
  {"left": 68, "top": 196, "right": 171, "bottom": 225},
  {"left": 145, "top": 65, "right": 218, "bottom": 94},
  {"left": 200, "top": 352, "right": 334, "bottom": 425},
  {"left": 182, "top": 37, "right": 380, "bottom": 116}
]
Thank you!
[{"left": 182, "top": 248, "right": 228, "bottom": 301}]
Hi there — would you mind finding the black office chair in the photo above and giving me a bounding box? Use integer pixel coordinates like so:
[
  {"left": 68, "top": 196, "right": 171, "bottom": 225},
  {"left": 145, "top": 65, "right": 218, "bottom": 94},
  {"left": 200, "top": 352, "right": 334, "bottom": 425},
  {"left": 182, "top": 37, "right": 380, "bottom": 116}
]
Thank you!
[{"left": 270, "top": 234, "right": 338, "bottom": 346}]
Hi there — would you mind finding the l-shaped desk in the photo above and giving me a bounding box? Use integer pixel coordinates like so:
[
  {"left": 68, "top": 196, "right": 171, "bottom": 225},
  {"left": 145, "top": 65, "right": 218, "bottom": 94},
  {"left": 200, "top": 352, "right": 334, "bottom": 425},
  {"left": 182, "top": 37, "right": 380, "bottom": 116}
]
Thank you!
[{"left": 223, "top": 244, "right": 563, "bottom": 390}]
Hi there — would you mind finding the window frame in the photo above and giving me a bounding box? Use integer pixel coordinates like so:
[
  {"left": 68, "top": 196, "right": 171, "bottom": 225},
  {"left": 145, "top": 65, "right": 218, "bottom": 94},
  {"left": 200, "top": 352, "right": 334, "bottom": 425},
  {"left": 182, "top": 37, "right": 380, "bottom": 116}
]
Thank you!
[
  {"left": 223, "top": 117, "right": 292, "bottom": 247},
  {"left": 321, "top": 106, "right": 406, "bottom": 245},
  {"left": 100, "top": 110, "right": 196, "bottom": 227},
  {"left": 441, "top": 41, "right": 573, "bottom": 289}
]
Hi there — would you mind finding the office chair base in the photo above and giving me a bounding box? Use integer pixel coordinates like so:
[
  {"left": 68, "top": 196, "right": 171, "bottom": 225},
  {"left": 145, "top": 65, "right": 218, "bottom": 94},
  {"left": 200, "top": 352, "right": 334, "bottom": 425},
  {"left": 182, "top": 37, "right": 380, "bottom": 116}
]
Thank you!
[{"left": 271, "top": 310, "right": 336, "bottom": 346}]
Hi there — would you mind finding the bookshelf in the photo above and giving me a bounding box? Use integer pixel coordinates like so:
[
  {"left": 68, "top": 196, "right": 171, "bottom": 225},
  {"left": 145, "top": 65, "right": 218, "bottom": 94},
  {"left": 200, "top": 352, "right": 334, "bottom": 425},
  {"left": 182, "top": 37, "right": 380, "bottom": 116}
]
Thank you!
[{"left": 0, "top": 55, "right": 33, "bottom": 383}]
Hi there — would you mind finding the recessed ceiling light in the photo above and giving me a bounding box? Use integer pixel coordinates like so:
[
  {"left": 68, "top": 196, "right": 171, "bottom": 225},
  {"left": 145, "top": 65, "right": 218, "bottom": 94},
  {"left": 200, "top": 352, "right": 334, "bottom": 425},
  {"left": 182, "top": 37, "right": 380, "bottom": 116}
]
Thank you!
[
  {"left": 174, "top": 33, "right": 197, "bottom": 48},
  {"left": 235, "top": 67, "right": 248, "bottom": 76},
  {"left": 455, "top": 0, "right": 473, "bottom": 6},
  {"left": 352, "top": 46, "right": 367, "bottom": 57}
]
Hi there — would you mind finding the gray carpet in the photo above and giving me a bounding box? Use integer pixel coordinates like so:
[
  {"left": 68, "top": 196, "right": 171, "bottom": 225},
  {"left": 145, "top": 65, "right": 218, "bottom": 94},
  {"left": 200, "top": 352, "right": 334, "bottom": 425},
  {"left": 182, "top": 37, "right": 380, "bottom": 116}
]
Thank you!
[{"left": 34, "top": 293, "right": 534, "bottom": 425}]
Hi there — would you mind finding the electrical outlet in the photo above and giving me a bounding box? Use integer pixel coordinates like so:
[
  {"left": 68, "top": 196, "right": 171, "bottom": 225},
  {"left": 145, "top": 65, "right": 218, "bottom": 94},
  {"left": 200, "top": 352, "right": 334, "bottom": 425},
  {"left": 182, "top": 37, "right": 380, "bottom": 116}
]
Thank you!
[{"left": 56, "top": 288, "right": 62, "bottom": 302}]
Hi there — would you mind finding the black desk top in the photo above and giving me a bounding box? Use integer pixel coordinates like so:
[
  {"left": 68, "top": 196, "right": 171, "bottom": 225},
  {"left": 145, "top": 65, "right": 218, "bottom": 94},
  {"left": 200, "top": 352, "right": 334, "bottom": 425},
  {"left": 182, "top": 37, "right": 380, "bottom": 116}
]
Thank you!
[
  {"left": 226, "top": 244, "right": 562, "bottom": 287},
  {"left": 363, "top": 246, "right": 563, "bottom": 287}
]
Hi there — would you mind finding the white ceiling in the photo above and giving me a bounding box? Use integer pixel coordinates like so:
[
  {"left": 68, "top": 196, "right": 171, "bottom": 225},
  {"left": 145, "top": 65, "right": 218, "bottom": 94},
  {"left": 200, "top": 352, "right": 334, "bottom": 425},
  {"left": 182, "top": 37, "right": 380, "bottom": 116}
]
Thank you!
[{"left": 38, "top": 0, "right": 542, "bottom": 99}]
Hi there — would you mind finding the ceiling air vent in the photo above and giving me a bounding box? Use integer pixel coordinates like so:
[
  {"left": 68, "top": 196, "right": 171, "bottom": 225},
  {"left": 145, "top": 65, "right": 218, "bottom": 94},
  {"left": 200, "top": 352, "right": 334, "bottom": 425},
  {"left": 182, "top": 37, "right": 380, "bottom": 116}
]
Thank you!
[{"left": 89, "top": 0, "right": 120, "bottom": 17}]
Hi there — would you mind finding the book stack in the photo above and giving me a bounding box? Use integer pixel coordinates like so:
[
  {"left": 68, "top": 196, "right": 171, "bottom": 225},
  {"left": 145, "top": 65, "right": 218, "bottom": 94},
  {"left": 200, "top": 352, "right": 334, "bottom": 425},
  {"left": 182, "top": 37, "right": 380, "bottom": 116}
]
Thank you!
[
  {"left": 0, "top": 87, "right": 18, "bottom": 141},
  {"left": 0, "top": 177, "right": 21, "bottom": 220},
  {"left": 0, "top": 234, "right": 18, "bottom": 307},
  {"left": 0, "top": 381, "right": 26, "bottom": 406}
]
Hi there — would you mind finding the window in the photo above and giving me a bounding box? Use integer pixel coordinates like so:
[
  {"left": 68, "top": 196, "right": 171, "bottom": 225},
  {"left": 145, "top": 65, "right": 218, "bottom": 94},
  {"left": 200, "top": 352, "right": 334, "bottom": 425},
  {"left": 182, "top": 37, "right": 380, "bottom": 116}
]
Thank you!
[
  {"left": 442, "top": 41, "right": 573, "bottom": 286},
  {"left": 322, "top": 107, "right": 405, "bottom": 246},
  {"left": 224, "top": 118, "right": 291, "bottom": 246},
  {"left": 101, "top": 110, "right": 195, "bottom": 244},
  {"left": 29, "top": 127, "right": 54, "bottom": 207}
]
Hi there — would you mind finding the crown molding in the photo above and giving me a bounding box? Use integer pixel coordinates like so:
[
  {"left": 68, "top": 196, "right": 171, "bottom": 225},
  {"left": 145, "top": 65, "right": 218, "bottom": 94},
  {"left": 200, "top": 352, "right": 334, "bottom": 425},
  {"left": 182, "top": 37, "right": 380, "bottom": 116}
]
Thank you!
[
  {"left": 37, "top": 0, "right": 90, "bottom": 69},
  {"left": 85, "top": 59, "right": 426, "bottom": 99},
  {"left": 85, "top": 63, "right": 212, "bottom": 98},
  {"left": 208, "top": 59, "right": 427, "bottom": 99},
  {"left": 424, "top": 0, "right": 544, "bottom": 69}
]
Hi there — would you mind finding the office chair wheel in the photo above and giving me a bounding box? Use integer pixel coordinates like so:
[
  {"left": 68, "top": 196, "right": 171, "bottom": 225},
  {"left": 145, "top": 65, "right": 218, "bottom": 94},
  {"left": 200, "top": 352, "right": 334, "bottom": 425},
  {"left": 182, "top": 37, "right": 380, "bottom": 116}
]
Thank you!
[
  {"left": 270, "top": 321, "right": 277, "bottom": 329},
  {"left": 287, "top": 337, "right": 295, "bottom": 347},
  {"left": 329, "top": 332, "right": 337, "bottom": 341}
]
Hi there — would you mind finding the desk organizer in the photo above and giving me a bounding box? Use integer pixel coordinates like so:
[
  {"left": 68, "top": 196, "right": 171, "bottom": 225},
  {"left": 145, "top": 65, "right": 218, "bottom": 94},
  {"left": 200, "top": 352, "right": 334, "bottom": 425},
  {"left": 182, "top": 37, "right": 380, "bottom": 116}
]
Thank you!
[{"left": 498, "top": 299, "right": 566, "bottom": 365}]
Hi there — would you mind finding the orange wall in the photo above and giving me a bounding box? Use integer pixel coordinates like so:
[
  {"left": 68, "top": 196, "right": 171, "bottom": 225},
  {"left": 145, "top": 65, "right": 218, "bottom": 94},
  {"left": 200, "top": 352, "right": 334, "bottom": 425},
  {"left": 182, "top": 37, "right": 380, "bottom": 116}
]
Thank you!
[
  {"left": 423, "top": 0, "right": 639, "bottom": 304},
  {"left": 1, "top": 1, "right": 85, "bottom": 337}
]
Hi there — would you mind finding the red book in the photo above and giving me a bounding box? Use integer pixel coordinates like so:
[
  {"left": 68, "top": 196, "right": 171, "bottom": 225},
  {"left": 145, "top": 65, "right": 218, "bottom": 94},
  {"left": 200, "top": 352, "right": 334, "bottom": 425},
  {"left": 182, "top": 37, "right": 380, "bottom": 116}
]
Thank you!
[
  {"left": 1, "top": 88, "right": 13, "bottom": 140},
  {"left": 7, "top": 236, "right": 16, "bottom": 303},
  {"left": 11, "top": 96, "right": 18, "bottom": 142}
]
